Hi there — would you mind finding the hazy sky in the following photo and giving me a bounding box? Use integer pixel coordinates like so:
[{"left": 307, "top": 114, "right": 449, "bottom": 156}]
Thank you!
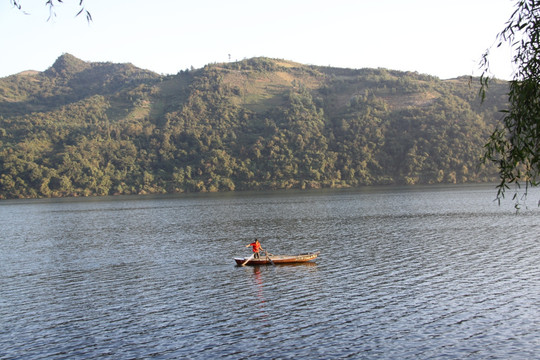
[{"left": 0, "top": 0, "right": 515, "bottom": 79}]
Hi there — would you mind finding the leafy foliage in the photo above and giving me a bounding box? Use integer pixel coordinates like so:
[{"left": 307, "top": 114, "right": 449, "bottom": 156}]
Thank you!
[
  {"left": 0, "top": 54, "right": 508, "bottom": 199},
  {"left": 10, "top": 0, "right": 92, "bottom": 21},
  {"left": 481, "top": 0, "right": 540, "bottom": 206}
]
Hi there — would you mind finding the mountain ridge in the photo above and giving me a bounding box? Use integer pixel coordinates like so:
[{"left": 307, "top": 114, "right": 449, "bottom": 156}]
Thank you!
[{"left": 0, "top": 54, "right": 508, "bottom": 199}]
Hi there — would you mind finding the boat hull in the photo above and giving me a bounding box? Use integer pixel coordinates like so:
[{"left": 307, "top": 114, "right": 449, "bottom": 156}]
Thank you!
[{"left": 234, "top": 252, "right": 319, "bottom": 266}]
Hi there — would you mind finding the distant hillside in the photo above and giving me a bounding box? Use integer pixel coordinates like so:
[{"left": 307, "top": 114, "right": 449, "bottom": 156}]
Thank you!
[{"left": 0, "top": 54, "right": 508, "bottom": 199}]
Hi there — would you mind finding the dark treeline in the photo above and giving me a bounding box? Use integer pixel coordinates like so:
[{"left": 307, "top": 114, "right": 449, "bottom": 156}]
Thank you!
[{"left": 0, "top": 54, "right": 508, "bottom": 199}]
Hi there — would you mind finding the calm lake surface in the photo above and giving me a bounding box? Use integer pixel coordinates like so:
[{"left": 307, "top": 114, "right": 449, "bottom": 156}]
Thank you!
[{"left": 1, "top": 185, "right": 539, "bottom": 359}]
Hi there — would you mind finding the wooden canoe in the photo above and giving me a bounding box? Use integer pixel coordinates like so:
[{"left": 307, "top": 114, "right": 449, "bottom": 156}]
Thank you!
[{"left": 235, "top": 251, "right": 319, "bottom": 266}]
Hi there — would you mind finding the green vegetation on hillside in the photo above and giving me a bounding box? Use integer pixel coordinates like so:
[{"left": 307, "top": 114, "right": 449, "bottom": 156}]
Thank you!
[{"left": 0, "top": 54, "right": 508, "bottom": 199}]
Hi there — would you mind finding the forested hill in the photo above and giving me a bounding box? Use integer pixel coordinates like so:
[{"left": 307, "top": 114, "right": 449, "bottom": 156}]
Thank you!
[{"left": 0, "top": 54, "right": 508, "bottom": 199}]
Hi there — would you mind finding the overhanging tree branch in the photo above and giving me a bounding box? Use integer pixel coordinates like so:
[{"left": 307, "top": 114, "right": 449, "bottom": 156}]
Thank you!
[
  {"left": 10, "top": 0, "right": 92, "bottom": 22},
  {"left": 480, "top": 0, "right": 540, "bottom": 208}
]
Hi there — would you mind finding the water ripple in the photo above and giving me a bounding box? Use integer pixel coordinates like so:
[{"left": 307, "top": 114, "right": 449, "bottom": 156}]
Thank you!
[{"left": 1, "top": 186, "right": 540, "bottom": 359}]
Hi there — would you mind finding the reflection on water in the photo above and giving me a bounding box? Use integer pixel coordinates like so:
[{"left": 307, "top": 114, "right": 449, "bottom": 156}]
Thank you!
[
  {"left": 251, "top": 267, "right": 266, "bottom": 321},
  {"left": 1, "top": 185, "right": 539, "bottom": 359}
]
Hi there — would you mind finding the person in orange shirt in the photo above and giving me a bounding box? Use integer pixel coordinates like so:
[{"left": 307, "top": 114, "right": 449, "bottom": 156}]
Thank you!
[{"left": 246, "top": 238, "right": 263, "bottom": 259}]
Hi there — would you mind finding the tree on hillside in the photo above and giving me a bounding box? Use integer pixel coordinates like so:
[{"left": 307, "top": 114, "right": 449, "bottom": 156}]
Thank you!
[
  {"left": 10, "top": 0, "right": 91, "bottom": 21},
  {"left": 480, "top": 0, "right": 540, "bottom": 207}
]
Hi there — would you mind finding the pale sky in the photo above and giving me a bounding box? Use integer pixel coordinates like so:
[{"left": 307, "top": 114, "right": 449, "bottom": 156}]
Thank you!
[{"left": 0, "top": 0, "right": 516, "bottom": 79}]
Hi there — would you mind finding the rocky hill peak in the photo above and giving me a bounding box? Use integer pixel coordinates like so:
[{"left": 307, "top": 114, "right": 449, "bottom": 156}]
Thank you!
[{"left": 46, "top": 53, "right": 90, "bottom": 77}]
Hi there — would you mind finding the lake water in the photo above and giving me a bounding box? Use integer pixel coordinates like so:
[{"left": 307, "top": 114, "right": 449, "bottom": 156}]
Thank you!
[{"left": 1, "top": 185, "right": 539, "bottom": 359}]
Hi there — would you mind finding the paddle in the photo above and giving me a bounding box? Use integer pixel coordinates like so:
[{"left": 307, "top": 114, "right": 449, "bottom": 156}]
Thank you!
[
  {"left": 241, "top": 253, "right": 255, "bottom": 266},
  {"left": 264, "top": 249, "right": 275, "bottom": 266}
]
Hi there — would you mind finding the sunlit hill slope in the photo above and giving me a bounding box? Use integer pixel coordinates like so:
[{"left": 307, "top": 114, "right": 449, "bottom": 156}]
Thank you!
[{"left": 0, "top": 54, "right": 508, "bottom": 198}]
